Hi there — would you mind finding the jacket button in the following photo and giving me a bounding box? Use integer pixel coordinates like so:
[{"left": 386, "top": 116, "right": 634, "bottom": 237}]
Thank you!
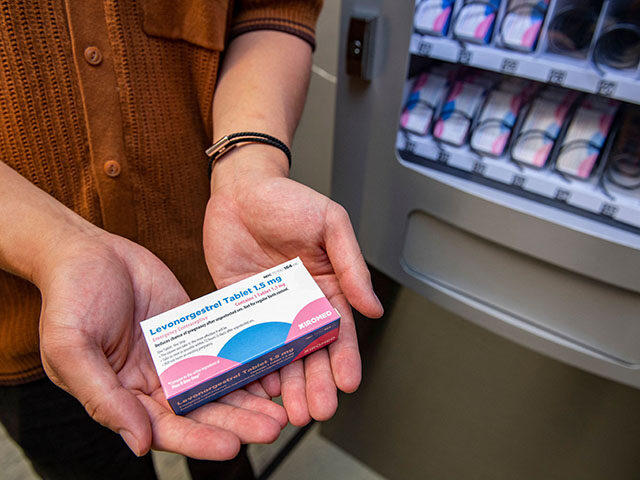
[
  {"left": 103, "top": 160, "right": 121, "bottom": 177},
  {"left": 84, "top": 46, "right": 103, "bottom": 66}
]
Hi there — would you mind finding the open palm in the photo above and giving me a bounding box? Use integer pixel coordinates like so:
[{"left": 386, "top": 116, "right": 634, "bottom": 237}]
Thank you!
[
  {"left": 204, "top": 175, "right": 383, "bottom": 425},
  {"left": 38, "top": 233, "right": 287, "bottom": 459}
]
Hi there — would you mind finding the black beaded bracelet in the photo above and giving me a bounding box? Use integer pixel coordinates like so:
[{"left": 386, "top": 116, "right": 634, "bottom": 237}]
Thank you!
[{"left": 206, "top": 131, "right": 292, "bottom": 178}]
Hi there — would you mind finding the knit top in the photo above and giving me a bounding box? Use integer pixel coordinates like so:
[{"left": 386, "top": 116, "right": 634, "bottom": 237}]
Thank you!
[{"left": 0, "top": 0, "right": 322, "bottom": 385}]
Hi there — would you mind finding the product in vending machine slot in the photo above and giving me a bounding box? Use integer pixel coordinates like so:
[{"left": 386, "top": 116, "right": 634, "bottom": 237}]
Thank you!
[
  {"left": 414, "top": 0, "right": 456, "bottom": 36},
  {"left": 500, "top": 0, "right": 549, "bottom": 51},
  {"left": 433, "top": 80, "right": 487, "bottom": 146},
  {"left": 470, "top": 86, "right": 531, "bottom": 156},
  {"left": 555, "top": 97, "right": 619, "bottom": 179},
  {"left": 400, "top": 73, "right": 449, "bottom": 135},
  {"left": 511, "top": 89, "right": 579, "bottom": 167},
  {"left": 453, "top": 0, "right": 502, "bottom": 44}
]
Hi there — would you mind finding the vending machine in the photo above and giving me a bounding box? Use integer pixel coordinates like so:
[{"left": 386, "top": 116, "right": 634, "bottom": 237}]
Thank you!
[
  {"left": 332, "top": 0, "right": 640, "bottom": 389},
  {"left": 322, "top": 1, "right": 640, "bottom": 477}
]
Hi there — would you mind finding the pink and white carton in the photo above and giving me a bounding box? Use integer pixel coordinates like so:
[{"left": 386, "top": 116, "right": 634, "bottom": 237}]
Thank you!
[{"left": 141, "top": 258, "right": 340, "bottom": 415}]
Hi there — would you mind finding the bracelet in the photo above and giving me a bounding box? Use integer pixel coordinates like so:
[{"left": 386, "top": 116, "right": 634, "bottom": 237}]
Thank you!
[{"left": 206, "top": 131, "right": 292, "bottom": 177}]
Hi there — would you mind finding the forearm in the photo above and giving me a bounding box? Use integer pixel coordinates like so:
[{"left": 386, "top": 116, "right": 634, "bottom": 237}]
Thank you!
[
  {"left": 0, "top": 161, "right": 98, "bottom": 283},
  {"left": 211, "top": 30, "right": 313, "bottom": 189}
]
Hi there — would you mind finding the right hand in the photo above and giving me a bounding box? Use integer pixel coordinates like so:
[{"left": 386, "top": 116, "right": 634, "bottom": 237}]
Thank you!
[
  {"left": 204, "top": 151, "right": 384, "bottom": 426},
  {"left": 36, "top": 229, "right": 287, "bottom": 459}
]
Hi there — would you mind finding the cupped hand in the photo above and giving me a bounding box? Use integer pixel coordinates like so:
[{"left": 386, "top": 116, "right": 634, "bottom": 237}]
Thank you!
[
  {"left": 204, "top": 156, "right": 384, "bottom": 426},
  {"left": 37, "top": 230, "right": 287, "bottom": 459}
]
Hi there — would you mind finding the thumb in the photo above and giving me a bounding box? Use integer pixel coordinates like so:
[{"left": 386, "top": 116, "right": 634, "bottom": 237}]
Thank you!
[
  {"left": 41, "top": 328, "right": 152, "bottom": 456},
  {"left": 324, "top": 202, "right": 384, "bottom": 318}
]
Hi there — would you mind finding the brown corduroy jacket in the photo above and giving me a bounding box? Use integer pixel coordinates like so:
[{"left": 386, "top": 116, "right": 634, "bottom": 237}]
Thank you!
[{"left": 0, "top": 0, "right": 322, "bottom": 385}]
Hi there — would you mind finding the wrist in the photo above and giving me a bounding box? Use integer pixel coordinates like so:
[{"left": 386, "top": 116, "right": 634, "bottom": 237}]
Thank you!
[
  {"left": 0, "top": 161, "right": 108, "bottom": 285},
  {"left": 30, "top": 218, "right": 108, "bottom": 288},
  {"left": 209, "top": 143, "right": 290, "bottom": 194}
]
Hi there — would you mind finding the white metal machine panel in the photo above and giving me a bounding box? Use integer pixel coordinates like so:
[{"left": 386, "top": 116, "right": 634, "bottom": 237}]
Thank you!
[{"left": 332, "top": 0, "right": 640, "bottom": 388}]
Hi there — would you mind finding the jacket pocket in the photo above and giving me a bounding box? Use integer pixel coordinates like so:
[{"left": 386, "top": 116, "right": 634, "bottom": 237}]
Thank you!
[{"left": 140, "top": 0, "right": 230, "bottom": 51}]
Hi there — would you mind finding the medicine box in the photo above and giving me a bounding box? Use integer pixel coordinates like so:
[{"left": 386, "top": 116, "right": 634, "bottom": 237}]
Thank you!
[{"left": 141, "top": 257, "right": 340, "bottom": 415}]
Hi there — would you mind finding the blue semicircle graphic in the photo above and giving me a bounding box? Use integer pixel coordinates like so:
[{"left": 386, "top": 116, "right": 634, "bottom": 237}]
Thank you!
[{"left": 218, "top": 322, "right": 290, "bottom": 363}]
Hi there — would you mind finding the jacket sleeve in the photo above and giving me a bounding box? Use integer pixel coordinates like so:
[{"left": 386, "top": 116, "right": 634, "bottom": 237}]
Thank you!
[{"left": 230, "top": 0, "right": 323, "bottom": 50}]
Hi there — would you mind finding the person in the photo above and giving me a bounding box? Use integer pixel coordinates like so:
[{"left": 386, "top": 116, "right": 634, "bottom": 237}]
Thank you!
[{"left": 0, "top": 0, "right": 384, "bottom": 479}]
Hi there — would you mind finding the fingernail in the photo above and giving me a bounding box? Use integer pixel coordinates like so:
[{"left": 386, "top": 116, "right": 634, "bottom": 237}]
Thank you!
[{"left": 120, "top": 430, "right": 141, "bottom": 457}]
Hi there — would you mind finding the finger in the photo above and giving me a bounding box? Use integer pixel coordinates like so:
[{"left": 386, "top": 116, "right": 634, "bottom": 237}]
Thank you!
[
  {"left": 243, "top": 380, "right": 271, "bottom": 399},
  {"left": 327, "top": 295, "right": 362, "bottom": 394},
  {"left": 140, "top": 392, "right": 241, "bottom": 460},
  {"left": 41, "top": 329, "right": 152, "bottom": 456},
  {"left": 303, "top": 349, "right": 338, "bottom": 421},
  {"left": 280, "top": 360, "right": 311, "bottom": 426},
  {"left": 217, "top": 388, "right": 288, "bottom": 428},
  {"left": 185, "top": 395, "right": 283, "bottom": 444},
  {"left": 260, "top": 371, "right": 282, "bottom": 398},
  {"left": 324, "top": 203, "right": 384, "bottom": 318}
]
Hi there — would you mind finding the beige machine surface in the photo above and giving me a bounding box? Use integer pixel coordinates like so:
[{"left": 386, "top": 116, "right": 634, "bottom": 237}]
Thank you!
[{"left": 323, "top": 285, "right": 640, "bottom": 479}]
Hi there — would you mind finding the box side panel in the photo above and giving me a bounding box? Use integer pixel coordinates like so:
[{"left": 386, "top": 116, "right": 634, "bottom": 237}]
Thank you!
[{"left": 169, "top": 319, "right": 340, "bottom": 414}]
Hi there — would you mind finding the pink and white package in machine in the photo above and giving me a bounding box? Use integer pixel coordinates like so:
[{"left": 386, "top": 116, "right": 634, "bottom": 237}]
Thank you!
[{"left": 141, "top": 258, "right": 340, "bottom": 415}]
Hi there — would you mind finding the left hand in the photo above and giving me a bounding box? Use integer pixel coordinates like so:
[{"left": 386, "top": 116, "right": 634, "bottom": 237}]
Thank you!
[
  {"left": 37, "top": 230, "right": 287, "bottom": 459},
  {"left": 203, "top": 148, "right": 384, "bottom": 425}
]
